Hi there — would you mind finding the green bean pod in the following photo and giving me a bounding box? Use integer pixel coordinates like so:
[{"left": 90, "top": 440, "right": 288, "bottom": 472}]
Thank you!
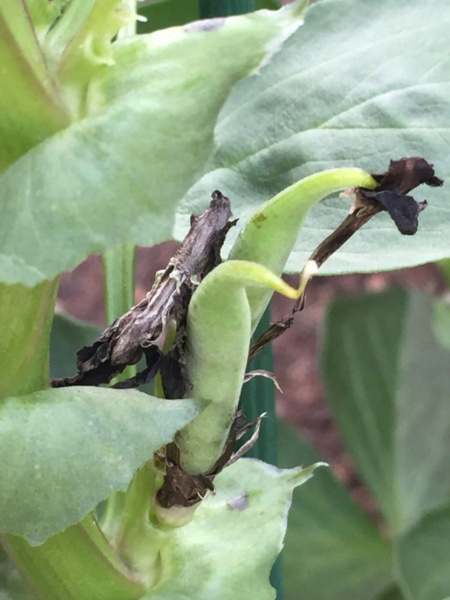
[
  {"left": 229, "top": 168, "right": 378, "bottom": 330},
  {"left": 178, "top": 168, "right": 378, "bottom": 474},
  {"left": 177, "top": 260, "right": 300, "bottom": 474}
]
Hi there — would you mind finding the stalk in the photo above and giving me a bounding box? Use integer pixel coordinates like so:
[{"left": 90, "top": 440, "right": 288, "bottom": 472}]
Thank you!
[
  {"left": 0, "top": 280, "right": 58, "bottom": 402},
  {"left": 1, "top": 515, "right": 145, "bottom": 600},
  {"left": 0, "top": 278, "right": 144, "bottom": 598},
  {"left": 199, "top": 0, "right": 254, "bottom": 17},
  {"left": 100, "top": 242, "right": 137, "bottom": 540},
  {"left": 100, "top": 4, "right": 139, "bottom": 537}
]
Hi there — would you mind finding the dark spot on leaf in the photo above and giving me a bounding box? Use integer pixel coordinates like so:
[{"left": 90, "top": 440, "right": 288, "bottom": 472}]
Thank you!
[{"left": 253, "top": 213, "right": 267, "bottom": 229}]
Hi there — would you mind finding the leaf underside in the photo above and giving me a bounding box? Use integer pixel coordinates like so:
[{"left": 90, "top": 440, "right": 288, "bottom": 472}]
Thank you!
[{"left": 178, "top": 0, "right": 450, "bottom": 275}]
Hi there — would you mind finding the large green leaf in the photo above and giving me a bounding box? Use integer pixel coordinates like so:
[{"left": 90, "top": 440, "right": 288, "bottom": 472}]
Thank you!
[
  {"left": 146, "top": 458, "right": 319, "bottom": 600},
  {"left": 0, "top": 4, "right": 306, "bottom": 286},
  {"left": 0, "top": 387, "right": 201, "bottom": 544},
  {"left": 395, "top": 505, "right": 450, "bottom": 600},
  {"left": 278, "top": 421, "right": 394, "bottom": 600},
  {"left": 323, "top": 290, "right": 450, "bottom": 535},
  {"left": 178, "top": 0, "right": 450, "bottom": 274}
]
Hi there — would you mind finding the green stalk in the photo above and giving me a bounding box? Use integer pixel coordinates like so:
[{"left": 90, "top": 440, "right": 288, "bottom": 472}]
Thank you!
[
  {"left": 1, "top": 516, "right": 145, "bottom": 600},
  {"left": 100, "top": 244, "right": 138, "bottom": 538},
  {"left": 199, "top": 0, "right": 254, "bottom": 17},
  {"left": 240, "top": 308, "right": 276, "bottom": 464},
  {"left": 0, "top": 280, "right": 58, "bottom": 402},
  {"left": 239, "top": 303, "right": 278, "bottom": 581},
  {"left": 100, "top": 3, "right": 139, "bottom": 535},
  {"left": 0, "top": 279, "right": 143, "bottom": 598},
  {"left": 103, "top": 243, "right": 137, "bottom": 326},
  {"left": 239, "top": 307, "right": 284, "bottom": 599},
  {"left": 438, "top": 258, "right": 450, "bottom": 288}
]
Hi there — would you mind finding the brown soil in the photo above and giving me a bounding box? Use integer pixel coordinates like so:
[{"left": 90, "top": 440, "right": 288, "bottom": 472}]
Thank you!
[{"left": 57, "top": 243, "right": 444, "bottom": 516}]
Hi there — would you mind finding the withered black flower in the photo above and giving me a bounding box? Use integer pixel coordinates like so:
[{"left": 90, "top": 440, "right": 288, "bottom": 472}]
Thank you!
[{"left": 359, "top": 157, "right": 443, "bottom": 235}]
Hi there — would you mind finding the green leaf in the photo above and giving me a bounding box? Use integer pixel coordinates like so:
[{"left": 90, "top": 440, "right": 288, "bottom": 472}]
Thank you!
[
  {"left": 278, "top": 421, "right": 394, "bottom": 600},
  {"left": 146, "top": 458, "right": 320, "bottom": 600},
  {"left": 323, "top": 290, "right": 450, "bottom": 535},
  {"left": 178, "top": 0, "right": 450, "bottom": 275},
  {"left": 0, "top": 4, "right": 306, "bottom": 286},
  {"left": 395, "top": 505, "right": 450, "bottom": 600},
  {"left": 0, "top": 387, "right": 202, "bottom": 544}
]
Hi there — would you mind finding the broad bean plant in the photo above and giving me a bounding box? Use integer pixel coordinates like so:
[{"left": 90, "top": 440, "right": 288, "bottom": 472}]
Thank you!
[{"left": 0, "top": 1, "right": 448, "bottom": 599}]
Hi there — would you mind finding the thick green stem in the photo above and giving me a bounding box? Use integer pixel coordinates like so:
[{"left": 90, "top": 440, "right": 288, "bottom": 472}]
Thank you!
[
  {"left": 199, "top": 0, "right": 254, "bottom": 17},
  {"left": 114, "top": 464, "right": 169, "bottom": 587},
  {"left": 438, "top": 258, "right": 450, "bottom": 288},
  {"left": 103, "top": 244, "right": 137, "bottom": 326},
  {"left": 0, "top": 277, "right": 144, "bottom": 598},
  {"left": 240, "top": 310, "right": 283, "bottom": 597},
  {"left": 1, "top": 516, "right": 145, "bottom": 600},
  {"left": 0, "top": 279, "right": 58, "bottom": 401},
  {"left": 100, "top": 243, "right": 137, "bottom": 539}
]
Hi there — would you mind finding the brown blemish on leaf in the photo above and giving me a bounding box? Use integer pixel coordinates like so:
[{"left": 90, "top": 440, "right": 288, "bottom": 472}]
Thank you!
[{"left": 252, "top": 213, "right": 267, "bottom": 229}]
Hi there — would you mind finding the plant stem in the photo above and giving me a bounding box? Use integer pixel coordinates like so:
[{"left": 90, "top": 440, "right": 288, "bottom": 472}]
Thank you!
[
  {"left": 0, "top": 279, "right": 58, "bottom": 401},
  {"left": 103, "top": 244, "right": 137, "bottom": 326},
  {"left": 199, "top": 0, "right": 254, "bottom": 17},
  {"left": 438, "top": 259, "right": 450, "bottom": 288},
  {"left": 240, "top": 308, "right": 284, "bottom": 599},
  {"left": 240, "top": 307, "right": 277, "bottom": 464},
  {"left": 0, "top": 276, "right": 143, "bottom": 598},
  {"left": 101, "top": 243, "right": 137, "bottom": 537},
  {"left": 2, "top": 516, "right": 145, "bottom": 600}
]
